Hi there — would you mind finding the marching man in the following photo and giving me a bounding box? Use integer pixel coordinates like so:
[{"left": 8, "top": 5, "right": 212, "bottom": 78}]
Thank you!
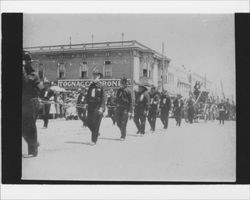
[
  {"left": 173, "top": 94, "right": 184, "bottom": 127},
  {"left": 40, "top": 79, "right": 54, "bottom": 128},
  {"left": 22, "top": 51, "right": 43, "bottom": 157},
  {"left": 147, "top": 85, "right": 160, "bottom": 133},
  {"left": 77, "top": 86, "right": 88, "bottom": 127},
  {"left": 85, "top": 68, "right": 106, "bottom": 145},
  {"left": 160, "top": 90, "right": 171, "bottom": 130},
  {"left": 133, "top": 83, "right": 150, "bottom": 136},
  {"left": 115, "top": 77, "right": 133, "bottom": 140}
]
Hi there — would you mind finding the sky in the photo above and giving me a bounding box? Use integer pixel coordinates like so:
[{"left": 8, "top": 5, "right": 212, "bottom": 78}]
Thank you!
[{"left": 23, "top": 14, "right": 235, "bottom": 98}]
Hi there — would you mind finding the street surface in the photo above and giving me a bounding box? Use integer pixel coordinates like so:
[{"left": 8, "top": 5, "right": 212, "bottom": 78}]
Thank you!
[{"left": 22, "top": 117, "right": 236, "bottom": 182}]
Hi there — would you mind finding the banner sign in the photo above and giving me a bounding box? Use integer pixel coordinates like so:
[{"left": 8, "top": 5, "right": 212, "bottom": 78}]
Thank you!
[{"left": 58, "top": 79, "right": 131, "bottom": 89}]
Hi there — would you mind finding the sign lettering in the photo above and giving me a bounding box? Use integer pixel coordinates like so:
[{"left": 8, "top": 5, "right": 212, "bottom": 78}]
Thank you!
[{"left": 58, "top": 79, "right": 131, "bottom": 90}]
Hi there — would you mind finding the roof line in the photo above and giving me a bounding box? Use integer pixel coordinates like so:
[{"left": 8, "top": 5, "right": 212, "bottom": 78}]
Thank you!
[{"left": 24, "top": 40, "right": 171, "bottom": 61}]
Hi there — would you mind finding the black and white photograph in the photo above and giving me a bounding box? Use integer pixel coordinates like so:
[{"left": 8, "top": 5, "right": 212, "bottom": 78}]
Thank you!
[
  {"left": 1, "top": 0, "right": 250, "bottom": 199},
  {"left": 21, "top": 14, "right": 237, "bottom": 182}
]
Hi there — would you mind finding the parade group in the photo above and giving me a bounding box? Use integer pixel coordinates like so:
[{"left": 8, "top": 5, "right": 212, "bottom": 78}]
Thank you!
[{"left": 22, "top": 51, "right": 236, "bottom": 158}]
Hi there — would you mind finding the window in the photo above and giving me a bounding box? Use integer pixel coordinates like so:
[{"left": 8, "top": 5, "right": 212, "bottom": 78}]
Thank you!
[
  {"left": 104, "top": 61, "right": 112, "bottom": 77},
  {"left": 143, "top": 69, "right": 148, "bottom": 77},
  {"left": 58, "top": 63, "right": 66, "bottom": 78},
  {"left": 80, "top": 62, "right": 88, "bottom": 78}
]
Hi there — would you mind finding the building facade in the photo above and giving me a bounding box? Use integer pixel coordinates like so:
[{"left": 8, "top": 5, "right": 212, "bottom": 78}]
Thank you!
[
  {"left": 25, "top": 40, "right": 213, "bottom": 98},
  {"left": 25, "top": 40, "right": 170, "bottom": 90}
]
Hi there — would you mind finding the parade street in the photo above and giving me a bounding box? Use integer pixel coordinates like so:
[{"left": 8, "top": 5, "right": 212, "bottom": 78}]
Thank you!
[{"left": 22, "top": 118, "right": 236, "bottom": 182}]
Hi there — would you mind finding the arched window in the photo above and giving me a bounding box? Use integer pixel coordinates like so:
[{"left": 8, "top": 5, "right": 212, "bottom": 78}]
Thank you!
[
  {"left": 80, "top": 62, "right": 88, "bottom": 78},
  {"left": 58, "top": 63, "right": 66, "bottom": 78}
]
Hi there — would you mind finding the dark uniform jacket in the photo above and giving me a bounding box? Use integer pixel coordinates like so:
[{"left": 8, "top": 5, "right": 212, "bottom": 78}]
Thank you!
[
  {"left": 116, "top": 87, "right": 133, "bottom": 113},
  {"left": 173, "top": 98, "right": 184, "bottom": 112},
  {"left": 107, "top": 95, "right": 117, "bottom": 108},
  {"left": 22, "top": 66, "right": 41, "bottom": 103},
  {"left": 187, "top": 98, "right": 195, "bottom": 108},
  {"left": 149, "top": 92, "right": 160, "bottom": 110},
  {"left": 86, "top": 81, "right": 105, "bottom": 111},
  {"left": 40, "top": 88, "right": 54, "bottom": 101},
  {"left": 160, "top": 94, "right": 171, "bottom": 112},
  {"left": 135, "top": 90, "right": 150, "bottom": 111},
  {"left": 218, "top": 103, "right": 226, "bottom": 112},
  {"left": 77, "top": 93, "right": 86, "bottom": 106}
]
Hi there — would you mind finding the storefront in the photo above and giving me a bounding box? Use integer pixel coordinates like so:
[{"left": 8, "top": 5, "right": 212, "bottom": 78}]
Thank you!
[{"left": 58, "top": 79, "right": 132, "bottom": 90}]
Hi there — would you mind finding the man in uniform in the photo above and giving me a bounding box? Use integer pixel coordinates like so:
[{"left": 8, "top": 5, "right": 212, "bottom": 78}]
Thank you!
[
  {"left": 194, "top": 81, "right": 201, "bottom": 100},
  {"left": 187, "top": 95, "right": 195, "bottom": 123},
  {"left": 173, "top": 94, "right": 184, "bottom": 127},
  {"left": 133, "top": 83, "right": 150, "bottom": 135},
  {"left": 160, "top": 90, "right": 171, "bottom": 129},
  {"left": 218, "top": 99, "right": 226, "bottom": 125},
  {"left": 77, "top": 86, "right": 88, "bottom": 127},
  {"left": 107, "top": 89, "right": 117, "bottom": 125},
  {"left": 115, "top": 77, "right": 133, "bottom": 140},
  {"left": 85, "top": 68, "right": 106, "bottom": 145},
  {"left": 22, "top": 50, "right": 43, "bottom": 157},
  {"left": 40, "top": 79, "right": 54, "bottom": 128},
  {"left": 147, "top": 85, "right": 160, "bottom": 133}
]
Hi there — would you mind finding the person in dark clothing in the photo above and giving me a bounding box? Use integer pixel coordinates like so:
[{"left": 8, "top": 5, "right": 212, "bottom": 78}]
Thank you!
[
  {"left": 225, "top": 98, "right": 230, "bottom": 120},
  {"left": 107, "top": 89, "right": 117, "bottom": 125},
  {"left": 160, "top": 90, "right": 171, "bottom": 129},
  {"left": 40, "top": 80, "right": 54, "bottom": 128},
  {"left": 22, "top": 51, "right": 43, "bottom": 157},
  {"left": 133, "top": 84, "right": 150, "bottom": 135},
  {"left": 77, "top": 86, "right": 88, "bottom": 127},
  {"left": 115, "top": 77, "right": 133, "bottom": 140},
  {"left": 218, "top": 99, "right": 226, "bottom": 125},
  {"left": 173, "top": 94, "right": 184, "bottom": 127},
  {"left": 85, "top": 68, "right": 106, "bottom": 145},
  {"left": 187, "top": 95, "right": 195, "bottom": 123},
  {"left": 147, "top": 86, "right": 160, "bottom": 132},
  {"left": 194, "top": 81, "right": 201, "bottom": 100}
]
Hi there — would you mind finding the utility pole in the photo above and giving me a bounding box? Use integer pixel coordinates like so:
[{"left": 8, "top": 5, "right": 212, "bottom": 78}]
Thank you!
[
  {"left": 204, "top": 73, "right": 207, "bottom": 90},
  {"left": 69, "top": 36, "right": 72, "bottom": 48},
  {"left": 220, "top": 79, "right": 225, "bottom": 99},
  {"left": 91, "top": 34, "right": 94, "bottom": 48},
  {"left": 122, "top": 32, "right": 124, "bottom": 46},
  {"left": 162, "top": 42, "right": 165, "bottom": 91}
]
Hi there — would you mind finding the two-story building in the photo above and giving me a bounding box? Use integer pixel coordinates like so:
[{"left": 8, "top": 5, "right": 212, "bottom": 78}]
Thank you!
[{"left": 25, "top": 40, "right": 170, "bottom": 90}]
